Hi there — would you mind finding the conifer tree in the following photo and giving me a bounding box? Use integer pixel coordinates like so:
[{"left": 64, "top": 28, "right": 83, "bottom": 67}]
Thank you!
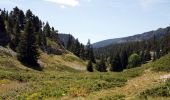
[
  {"left": 110, "top": 54, "right": 122, "bottom": 72},
  {"left": 10, "top": 21, "right": 20, "bottom": 50},
  {"left": 79, "top": 44, "right": 86, "bottom": 60},
  {"left": 43, "top": 22, "right": 51, "bottom": 37},
  {"left": 140, "top": 50, "right": 145, "bottom": 64},
  {"left": 66, "top": 34, "right": 74, "bottom": 51},
  {"left": 87, "top": 60, "right": 93, "bottom": 72},
  {"left": 0, "top": 15, "right": 9, "bottom": 46},
  {"left": 96, "top": 57, "right": 107, "bottom": 72},
  {"left": 73, "top": 39, "right": 81, "bottom": 57},
  {"left": 86, "top": 39, "right": 96, "bottom": 63},
  {"left": 26, "top": 9, "right": 33, "bottom": 20},
  {"left": 144, "top": 50, "right": 151, "bottom": 61},
  {"left": 17, "top": 20, "right": 39, "bottom": 67},
  {"left": 120, "top": 50, "right": 128, "bottom": 69}
]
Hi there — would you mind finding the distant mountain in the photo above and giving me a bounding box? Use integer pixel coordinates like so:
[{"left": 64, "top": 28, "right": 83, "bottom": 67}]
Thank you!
[{"left": 92, "top": 27, "right": 169, "bottom": 48}]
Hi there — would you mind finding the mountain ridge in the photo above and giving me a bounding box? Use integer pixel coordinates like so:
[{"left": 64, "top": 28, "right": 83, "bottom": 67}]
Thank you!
[{"left": 92, "top": 27, "right": 169, "bottom": 48}]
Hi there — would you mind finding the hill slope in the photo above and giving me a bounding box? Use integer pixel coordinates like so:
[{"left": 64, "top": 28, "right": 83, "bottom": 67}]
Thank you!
[
  {"left": 0, "top": 46, "right": 86, "bottom": 72},
  {"left": 1, "top": 45, "right": 170, "bottom": 99},
  {"left": 93, "top": 27, "right": 168, "bottom": 48}
]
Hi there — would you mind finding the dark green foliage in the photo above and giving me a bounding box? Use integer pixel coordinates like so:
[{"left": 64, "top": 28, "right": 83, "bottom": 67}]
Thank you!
[
  {"left": 79, "top": 44, "right": 86, "bottom": 60},
  {"left": 120, "top": 50, "right": 128, "bottom": 69},
  {"left": 43, "top": 22, "right": 51, "bottom": 37},
  {"left": 110, "top": 54, "right": 122, "bottom": 72},
  {"left": 0, "top": 14, "right": 9, "bottom": 46},
  {"left": 87, "top": 60, "right": 93, "bottom": 72},
  {"left": 86, "top": 39, "right": 96, "bottom": 63},
  {"left": 145, "top": 50, "right": 151, "bottom": 61},
  {"left": 94, "top": 27, "right": 170, "bottom": 71},
  {"left": 26, "top": 9, "right": 33, "bottom": 20},
  {"left": 96, "top": 58, "right": 107, "bottom": 72},
  {"left": 9, "top": 21, "right": 21, "bottom": 50},
  {"left": 140, "top": 50, "right": 151, "bottom": 63},
  {"left": 0, "top": 7, "right": 64, "bottom": 69},
  {"left": 66, "top": 34, "right": 74, "bottom": 51},
  {"left": 66, "top": 36, "right": 93, "bottom": 61},
  {"left": 161, "top": 28, "right": 170, "bottom": 55},
  {"left": 127, "top": 53, "right": 141, "bottom": 68},
  {"left": 17, "top": 20, "right": 39, "bottom": 67},
  {"left": 73, "top": 39, "right": 81, "bottom": 57}
]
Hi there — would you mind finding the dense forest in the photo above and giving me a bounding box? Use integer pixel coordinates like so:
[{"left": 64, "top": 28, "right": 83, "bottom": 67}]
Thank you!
[{"left": 94, "top": 27, "right": 170, "bottom": 72}]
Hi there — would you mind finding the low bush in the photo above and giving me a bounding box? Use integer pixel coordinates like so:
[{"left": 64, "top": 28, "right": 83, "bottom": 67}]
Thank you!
[{"left": 140, "top": 79, "right": 170, "bottom": 99}]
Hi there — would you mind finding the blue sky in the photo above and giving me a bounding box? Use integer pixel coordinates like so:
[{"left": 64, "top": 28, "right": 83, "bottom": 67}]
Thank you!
[{"left": 1, "top": 0, "right": 170, "bottom": 44}]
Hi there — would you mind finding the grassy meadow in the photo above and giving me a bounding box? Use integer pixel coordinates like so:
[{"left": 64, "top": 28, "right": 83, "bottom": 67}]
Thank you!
[{"left": 0, "top": 50, "right": 170, "bottom": 100}]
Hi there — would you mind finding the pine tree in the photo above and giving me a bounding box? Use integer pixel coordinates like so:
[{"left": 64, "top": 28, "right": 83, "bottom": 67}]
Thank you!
[
  {"left": 140, "top": 50, "right": 145, "bottom": 64},
  {"left": 73, "top": 39, "right": 81, "bottom": 57},
  {"left": 18, "top": 10, "right": 25, "bottom": 30},
  {"left": 96, "top": 57, "right": 107, "bottom": 72},
  {"left": 26, "top": 9, "right": 33, "bottom": 20},
  {"left": 17, "top": 20, "right": 39, "bottom": 67},
  {"left": 144, "top": 50, "right": 151, "bottom": 61},
  {"left": 87, "top": 60, "right": 93, "bottom": 72},
  {"left": 110, "top": 54, "right": 122, "bottom": 72},
  {"left": 10, "top": 21, "right": 20, "bottom": 50},
  {"left": 79, "top": 44, "right": 85, "bottom": 60},
  {"left": 43, "top": 22, "right": 51, "bottom": 37},
  {"left": 120, "top": 50, "right": 128, "bottom": 69},
  {"left": 0, "top": 15, "right": 9, "bottom": 46},
  {"left": 66, "top": 34, "right": 74, "bottom": 51},
  {"left": 86, "top": 39, "right": 96, "bottom": 63}
]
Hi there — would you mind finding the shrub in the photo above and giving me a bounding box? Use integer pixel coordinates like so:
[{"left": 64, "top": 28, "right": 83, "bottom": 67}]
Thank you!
[
  {"left": 87, "top": 60, "right": 93, "bottom": 72},
  {"left": 140, "top": 79, "right": 170, "bottom": 98},
  {"left": 127, "top": 53, "right": 141, "bottom": 68}
]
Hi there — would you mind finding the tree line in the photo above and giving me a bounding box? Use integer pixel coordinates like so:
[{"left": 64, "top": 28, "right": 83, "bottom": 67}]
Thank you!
[
  {"left": 66, "top": 35, "right": 96, "bottom": 63},
  {"left": 87, "top": 27, "right": 170, "bottom": 72}
]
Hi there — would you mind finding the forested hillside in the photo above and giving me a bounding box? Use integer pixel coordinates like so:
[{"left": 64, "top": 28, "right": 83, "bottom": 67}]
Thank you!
[
  {"left": 93, "top": 27, "right": 168, "bottom": 48},
  {"left": 93, "top": 27, "right": 170, "bottom": 72},
  {"left": 0, "top": 7, "right": 96, "bottom": 69}
]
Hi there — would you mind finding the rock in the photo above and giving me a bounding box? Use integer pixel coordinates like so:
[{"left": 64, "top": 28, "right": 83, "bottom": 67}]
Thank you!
[{"left": 0, "top": 46, "right": 17, "bottom": 57}]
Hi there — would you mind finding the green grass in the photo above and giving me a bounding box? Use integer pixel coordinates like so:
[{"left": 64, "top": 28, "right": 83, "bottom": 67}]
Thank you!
[
  {"left": 1, "top": 50, "right": 170, "bottom": 99},
  {"left": 99, "top": 94, "right": 126, "bottom": 100},
  {"left": 139, "top": 79, "right": 170, "bottom": 99},
  {"left": 149, "top": 53, "right": 170, "bottom": 72},
  {"left": 0, "top": 51, "right": 128, "bottom": 99},
  {"left": 0, "top": 69, "right": 129, "bottom": 99},
  {"left": 0, "top": 48, "right": 148, "bottom": 99}
]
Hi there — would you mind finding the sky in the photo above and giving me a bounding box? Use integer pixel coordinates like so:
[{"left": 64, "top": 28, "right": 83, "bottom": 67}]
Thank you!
[{"left": 1, "top": 0, "right": 170, "bottom": 44}]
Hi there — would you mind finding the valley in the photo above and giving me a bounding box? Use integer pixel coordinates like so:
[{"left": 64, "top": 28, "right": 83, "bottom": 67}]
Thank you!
[{"left": 0, "top": 4, "right": 170, "bottom": 100}]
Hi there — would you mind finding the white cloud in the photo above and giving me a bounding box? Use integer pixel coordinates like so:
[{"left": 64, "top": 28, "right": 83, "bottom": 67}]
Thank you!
[
  {"left": 44, "top": 0, "right": 79, "bottom": 7},
  {"left": 60, "top": 5, "right": 66, "bottom": 8}
]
